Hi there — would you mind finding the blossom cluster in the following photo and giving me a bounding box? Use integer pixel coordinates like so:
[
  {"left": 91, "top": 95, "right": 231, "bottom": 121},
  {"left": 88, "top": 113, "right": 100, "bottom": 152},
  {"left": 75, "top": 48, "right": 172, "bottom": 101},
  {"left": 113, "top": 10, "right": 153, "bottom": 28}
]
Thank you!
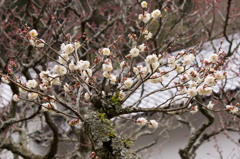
[
  {"left": 139, "top": 1, "right": 162, "bottom": 23},
  {"left": 1, "top": 0, "right": 237, "bottom": 134},
  {"left": 29, "top": 29, "right": 45, "bottom": 47},
  {"left": 1, "top": 75, "right": 9, "bottom": 84},
  {"left": 226, "top": 105, "right": 239, "bottom": 114},
  {"left": 136, "top": 117, "right": 158, "bottom": 128},
  {"left": 42, "top": 102, "right": 57, "bottom": 111},
  {"left": 102, "top": 58, "right": 117, "bottom": 84},
  {"left": 69, "top": 119, "right": 82, "bottom": 126},
  {"left": 9, "top": 16, "right": 231, "bottom": 117}
]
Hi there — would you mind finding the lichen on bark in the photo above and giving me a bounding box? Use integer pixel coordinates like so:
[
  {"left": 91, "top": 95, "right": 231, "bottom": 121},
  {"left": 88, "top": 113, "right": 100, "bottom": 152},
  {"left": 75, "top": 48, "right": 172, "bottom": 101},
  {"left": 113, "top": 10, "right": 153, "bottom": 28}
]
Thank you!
[{"left": 83, "top": 112, "right": 140, "bottom": 159}]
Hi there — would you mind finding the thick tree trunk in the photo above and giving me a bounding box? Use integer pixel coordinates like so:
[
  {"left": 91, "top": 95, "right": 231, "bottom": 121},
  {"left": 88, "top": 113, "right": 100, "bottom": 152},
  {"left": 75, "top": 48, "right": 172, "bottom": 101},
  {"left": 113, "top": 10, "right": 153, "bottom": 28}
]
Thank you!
[{"left": 83, "top": 112, "right": 140, "bottom": 159}]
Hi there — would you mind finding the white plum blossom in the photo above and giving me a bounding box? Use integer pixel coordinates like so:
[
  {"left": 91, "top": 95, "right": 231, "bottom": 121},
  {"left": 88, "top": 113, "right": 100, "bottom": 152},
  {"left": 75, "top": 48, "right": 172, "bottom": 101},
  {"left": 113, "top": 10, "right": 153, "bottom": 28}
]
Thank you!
[
  {"left": 139, "top": 67, "right": 148, "bottom": 77},
  {"left": 83, "top": 69, "right": 93, "bottom": 77},
  {"left": 76, "top": 60, "right": 90, "bottom": 70},
  {"left": 150, "top": 76, "right": 164, "bottom": 84},
  {"left": 146, "top": 54, "right": 158, "bottom": 65},
  {"left": 204, "top": 87, "right": 212, "bottom": 95},
  {"left": 34, "top": 39, "right": 45, "bottom": 48},
  {"left": 143, "top": 29, "right": 148, "bottom": 35},
  {"left": 42, "top": 102, "right": 57, "bottom": 111},
  {"left": 136, "top": 117, "right": 147, "bottom": 126},
  {"left": 69, "top": 119, "right": 82, "bottom": 126},
  {"left": 215, "top": 71, "right": 225, "bottom": 80},
  {"left": 176, "top": 66, "right": 184, "bottom": 74},
  {"left": 60, "top": 43, "right": 65, "bottom": 51},
  {"left": 207, "top": 101, "right": 214, "bottom": 110},
  {"left": 168, "top": 56, "right": 175, "bottom": 64},
  {"left": 103, "top": 72, "right": 110, "bottom": 78},
  {"left": 130, "top": 47, "right": 140, "bottom": 57},
  {"left": 85, "top": 78, "right": 89, "bottom": 83},
  {"left": 134, "top": 67, "right": 147, "bottom": 78},
  {"left": 50, "top": 74, "right": 61, "bottom": 85},
  {"left": 147, "top": 62, "right": 159, "bottom": 73},
  {"left": 226, "top": 105, "right": 239, "bottom": 114},
  {"left": 133, "top": 66, "right": 142, "bottom": 75},
  {"left": 84, "top": 93, "right": 90, "bottom": 101},
  {"left": 183, "top": 54, "right": 195, "bottom": 65},
  {"left": 151, "top": 63, "right": 160, "bottom": 70},
  {"left": 53, "top": 65, "right": 67, "bottom": 76},
  {"left": 204, "top": 75, "right": 215, "bottom": 86},
  {"left": 40, "top": 84, "right": 47, "bottom": 91},
  {"left": 1, "top": 76, "right": 9, "bottom": 84},
  {"left": 124, "top": 78, "right": 133, "bottom": 89},
  {"left": 19, "top": 87, "right": 26, "bottom": 94},
  {"left": 188, "top": 54, "right": 195, "bottom": 62},
  {"left": 180, "top": 87, "right": 187, "bottom": 94},
  {"left": 26, "top": 79, "right": 38, "bottom": 89},
  {"left": 36, "top": 41, "right": 44, "bottom": 48},
  {"left": 143, "top": 12, "right": 151, "bottom": 23},
  {"left": 42, "top": 79, "right": 52, "bottom": 88},
  {"left": 69, "top": 61, "right": 77, "bottom": 71},
  {"left": 102, "top": 64, "right": 113, "bottom": 72},
  {"left": 231, "top": 107, "right": 238, "bottom": 114},
  {"left": 197, "top": 86, "right": 204, "bottom": 95},
  {"left": 120, "top": 61, "right": 126, "bottom": 69},
  {"left": 102, "top": 48, "right": 111, "bottom": 56},
  {"left": 59, "top": 54, "right": 69, "bottom": 64},
  {"left": 13, "top": 94, "right": 20, "bottom": 102},
  {"left": 29, "top": 38, "right": 35, "bottom": 46},
  {"left": 186, "top": 68, "right": 199, "bottom": 81},
  {"left": 163, "top": 68, "right": 170, "bottom": 77},
  {"left": 109, "top": 74, "right": 117, "bottom": 84},
  {"left": 40, "top": 70, "right": 50, "bottom": 80},
  {"left": 47, "top": 95, "right": 56, "bottom": 103},
  {"left": 29, "top": 29, "right": 38, "bottom": 37},
  {"left": 28, "top": 93, "right": 38, "bottom": 100},
  {"left": 209, "top": 54, "right": 218, "bottom": 62},
  {"left": 183, "top": 56, "right": 191, "bottom": 65},
  {"left": 197, "top": 78, "right": 202, "bottom": 83},
  {"left": 179, "top": 50, "right": 186, "bottom": 59},
  {"left": 169, "top": 61, "right": 177, "bottom": 69},
  {"left": 149, "top": 120, "right": 158, "bottom": 128},
  {"left": 133, "top": 65, "right": 143, "bottom": 75},
  {"left": 139, "top": 43, "right": 146, "bottom": 52},
  {"left": 63, "top": 44, "right": 74, "bottom": 54},
  {"left": 108, "top": 73, "right": 115, "bottom": 80},
  {"left": 74, "top": 41, "right": 81, "bottom": 49},
  {"left": 151, "top": 9, "right": 161, "bottom": 19},
  {"left": 158, "top": 54, "right": 163, "bottom": 63},
  {"left": 119, "top": 90, "right": 125, "bottom": 99},
  {"left": 187, "top": 87, "right": 197, "bottom": 97},
  {"left": 138, "top": 14, "right": 143, "bottom": 20},
  {"left": 141, "top": 1, "right": 147, "bottom": 8},
  {"left": 64, "top": 83, "right": 70, "bottom": 92},
  {"left": 190, "top": 106, "right": 198, "bottom": 114},
  {"left": 144, "top": 32, "right": 152, "bottom": 40},
  {"left": 190, "top": 82, "right": 198, "bottom": 88}
]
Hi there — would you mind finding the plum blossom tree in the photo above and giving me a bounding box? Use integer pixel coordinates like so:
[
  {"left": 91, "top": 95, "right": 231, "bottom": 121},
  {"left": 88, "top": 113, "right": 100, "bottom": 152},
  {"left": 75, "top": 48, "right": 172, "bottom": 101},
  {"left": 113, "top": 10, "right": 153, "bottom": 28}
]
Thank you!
[{"left": 1, "top": 0, "right": 240, "bottom": 159}]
